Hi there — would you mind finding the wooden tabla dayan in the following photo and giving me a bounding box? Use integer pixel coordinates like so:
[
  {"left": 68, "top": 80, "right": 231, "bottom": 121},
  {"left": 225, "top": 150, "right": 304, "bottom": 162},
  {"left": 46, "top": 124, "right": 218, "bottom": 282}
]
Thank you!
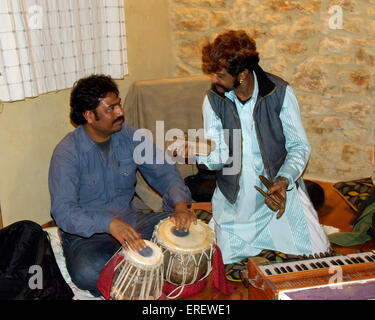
[
  {"left": 110, "top": 240, "right": 164, "bottom": 300},
  {"left": 152, "top": 218, "right": 215, "bottom": 295}
]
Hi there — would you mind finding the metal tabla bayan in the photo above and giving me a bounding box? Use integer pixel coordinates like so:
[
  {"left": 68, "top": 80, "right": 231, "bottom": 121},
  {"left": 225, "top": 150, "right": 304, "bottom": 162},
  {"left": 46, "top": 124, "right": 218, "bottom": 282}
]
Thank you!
[{"left": 110, "top": 240, "right": 164, "bottom": 300}]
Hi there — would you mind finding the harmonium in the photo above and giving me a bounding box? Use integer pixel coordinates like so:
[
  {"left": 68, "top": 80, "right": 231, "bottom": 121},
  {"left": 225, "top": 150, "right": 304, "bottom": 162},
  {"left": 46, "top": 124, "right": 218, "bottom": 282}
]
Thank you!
[{"left": 246, "top": 251, "right": 375, "bottom": 300}]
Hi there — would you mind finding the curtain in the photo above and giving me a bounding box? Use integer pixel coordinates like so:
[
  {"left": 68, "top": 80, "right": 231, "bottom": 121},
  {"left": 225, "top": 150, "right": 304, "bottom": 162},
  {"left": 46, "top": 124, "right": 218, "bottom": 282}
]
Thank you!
[{"left": 0, "top": 0, "right": 128, "bottom": 102}]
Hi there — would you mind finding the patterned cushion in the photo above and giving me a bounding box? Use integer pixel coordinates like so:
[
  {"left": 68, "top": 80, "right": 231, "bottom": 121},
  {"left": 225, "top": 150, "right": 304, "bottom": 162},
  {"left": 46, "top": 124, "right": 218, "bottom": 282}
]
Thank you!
[
  {"left": 44, "top": 227, "right": 103, "bottom": 300},
  {"left": 333, "top": 177, "right": 375, "bottom": 213},
  {"left": 191, "top": 208, "right": 212, "bottom": 224}
]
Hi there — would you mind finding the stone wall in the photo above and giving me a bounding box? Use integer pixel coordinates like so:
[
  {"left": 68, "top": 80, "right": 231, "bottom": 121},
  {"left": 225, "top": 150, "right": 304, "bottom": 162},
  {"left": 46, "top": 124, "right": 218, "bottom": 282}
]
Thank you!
[{"left": 169, "top": 0, "right": 375, "bottom": 182}]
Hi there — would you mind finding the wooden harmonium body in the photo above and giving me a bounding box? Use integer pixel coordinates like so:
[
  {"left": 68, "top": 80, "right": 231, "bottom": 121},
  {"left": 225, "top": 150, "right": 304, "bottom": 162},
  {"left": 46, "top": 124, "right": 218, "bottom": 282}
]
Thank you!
[{"left": 247, "top": 251, "right": 375, "bottom": 300}]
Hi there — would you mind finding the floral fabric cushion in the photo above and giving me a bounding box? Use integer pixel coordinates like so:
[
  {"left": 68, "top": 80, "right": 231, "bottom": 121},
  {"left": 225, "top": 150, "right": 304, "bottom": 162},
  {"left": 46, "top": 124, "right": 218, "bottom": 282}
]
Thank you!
[{"left": 333, "top": 177, "right": 375, "bottom": 213}]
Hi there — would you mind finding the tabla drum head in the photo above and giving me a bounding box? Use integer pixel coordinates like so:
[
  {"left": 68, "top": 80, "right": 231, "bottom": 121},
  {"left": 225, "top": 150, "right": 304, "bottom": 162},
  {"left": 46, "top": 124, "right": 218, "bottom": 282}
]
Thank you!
[
  {"left": 123, "top": 240, "right": 163, "bottom": 266},
  {"left": 156, "top": 218, "right": 214, "bottom": 254}
]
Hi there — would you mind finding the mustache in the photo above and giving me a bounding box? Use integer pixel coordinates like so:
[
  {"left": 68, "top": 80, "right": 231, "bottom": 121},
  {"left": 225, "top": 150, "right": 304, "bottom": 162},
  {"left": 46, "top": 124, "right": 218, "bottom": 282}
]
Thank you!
[
  {"left": 213, "top": 83, "right": 228, "bottom": 91},
  {"left": 113, "top": 116, "right": 124, "bottom": 124},
  {"left": 211, "top": 83, "right": 227, "bottom": 97}
]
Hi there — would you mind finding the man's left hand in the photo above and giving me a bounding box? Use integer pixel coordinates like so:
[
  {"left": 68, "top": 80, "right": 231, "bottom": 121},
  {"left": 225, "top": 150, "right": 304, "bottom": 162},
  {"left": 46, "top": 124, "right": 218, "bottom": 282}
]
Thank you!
[
  {"left": 170, "top": 202, "right": 197, "bottom": 231},
  {"left": 266, "top": 177, "right": 288, "bottom": 219}
]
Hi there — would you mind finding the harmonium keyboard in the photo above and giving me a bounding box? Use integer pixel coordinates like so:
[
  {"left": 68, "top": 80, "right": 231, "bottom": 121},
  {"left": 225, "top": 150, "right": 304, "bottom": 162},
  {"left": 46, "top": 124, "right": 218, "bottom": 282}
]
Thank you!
[{"left": 247, "top": 251, "right": 375, "bottom": 300}]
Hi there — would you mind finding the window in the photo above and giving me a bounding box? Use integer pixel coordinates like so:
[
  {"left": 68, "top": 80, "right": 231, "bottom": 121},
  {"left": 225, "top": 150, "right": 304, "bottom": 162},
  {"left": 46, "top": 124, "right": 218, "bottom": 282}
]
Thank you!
[{"left": 0, "top": 0, "right": 128, "bottom": 102}]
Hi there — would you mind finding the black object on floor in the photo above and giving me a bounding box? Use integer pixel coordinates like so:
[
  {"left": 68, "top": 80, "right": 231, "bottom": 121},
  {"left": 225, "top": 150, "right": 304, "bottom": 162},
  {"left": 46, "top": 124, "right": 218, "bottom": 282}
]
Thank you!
[{"left": 304, "top": 179, "right": 325, "bottom": 211}]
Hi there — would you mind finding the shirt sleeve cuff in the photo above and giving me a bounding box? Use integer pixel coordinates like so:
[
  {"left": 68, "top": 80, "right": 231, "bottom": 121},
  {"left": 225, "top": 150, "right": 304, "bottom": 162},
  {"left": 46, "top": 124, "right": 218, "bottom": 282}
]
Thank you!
[
  {"left": 163, "top": 184, "right": 192, "bottom": 211},
  {"left": 276, "top": 172, "right": 295, "bottom": 190},
  {"left": 96, "top": 213, "right": 115, "bottom": 234},
  {"left": 196, "top": 154, "right": 225, "bottom": 171}
]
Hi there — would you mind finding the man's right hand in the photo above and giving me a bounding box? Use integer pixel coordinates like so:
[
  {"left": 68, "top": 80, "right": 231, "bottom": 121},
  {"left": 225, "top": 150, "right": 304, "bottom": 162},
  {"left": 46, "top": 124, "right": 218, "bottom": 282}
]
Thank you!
[
  {"left": 166, "top": 133, "right": 215, "bottom": 161},
  {"left": 109, "top": 217, "right": 146, "bottom": 252}
]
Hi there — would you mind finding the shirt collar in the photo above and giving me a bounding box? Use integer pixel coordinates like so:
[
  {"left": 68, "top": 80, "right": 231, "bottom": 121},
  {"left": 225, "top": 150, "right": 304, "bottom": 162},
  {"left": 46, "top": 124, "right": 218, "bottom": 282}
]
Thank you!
[{"left": 77, "top": 124, "right": 121, "bottom": 153}]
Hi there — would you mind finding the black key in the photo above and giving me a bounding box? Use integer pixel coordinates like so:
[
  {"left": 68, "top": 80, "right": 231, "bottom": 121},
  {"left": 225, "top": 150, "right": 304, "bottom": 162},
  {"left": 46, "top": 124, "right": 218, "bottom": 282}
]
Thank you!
[
  {"left": 350, "top": 257, "right": 359, "bottom": 263},
  {"left": 295, "top": 265, "right": 302, "bottom": 271},
  {"left": 280, "top": 267, "right": 287, "bottom": 273},
  {"left": 336, "top": 259, "right": 344, "bottom": 266}
]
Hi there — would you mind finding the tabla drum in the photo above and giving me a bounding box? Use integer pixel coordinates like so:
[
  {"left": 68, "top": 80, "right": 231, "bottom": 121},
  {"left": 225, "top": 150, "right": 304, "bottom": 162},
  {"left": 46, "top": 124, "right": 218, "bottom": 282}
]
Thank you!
[
  {"left": 110, "top": 240, "right": 164, "bottom": 300},
  {"left": 152, "top": 218, "right": 215, "bottom": 292}
]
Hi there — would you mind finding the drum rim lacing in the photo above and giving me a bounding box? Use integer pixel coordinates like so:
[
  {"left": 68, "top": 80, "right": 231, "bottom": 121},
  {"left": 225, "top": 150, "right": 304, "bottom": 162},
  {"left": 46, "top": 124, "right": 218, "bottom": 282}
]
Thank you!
[
  {"left": 163, "top": 247, "right": 215, "bottom": 285},
  {"left": 162, "top": 245, "right": 215, "bottom": 299},
  {"left": 112, "top": 261, "right": 163, "bottom": 300}
]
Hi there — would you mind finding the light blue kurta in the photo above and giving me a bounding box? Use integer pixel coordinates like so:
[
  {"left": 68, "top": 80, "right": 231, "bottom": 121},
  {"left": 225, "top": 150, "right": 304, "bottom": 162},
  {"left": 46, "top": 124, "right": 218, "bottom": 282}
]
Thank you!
[{"left": 197, "top": 72, "right": 330, "bottom": 264}]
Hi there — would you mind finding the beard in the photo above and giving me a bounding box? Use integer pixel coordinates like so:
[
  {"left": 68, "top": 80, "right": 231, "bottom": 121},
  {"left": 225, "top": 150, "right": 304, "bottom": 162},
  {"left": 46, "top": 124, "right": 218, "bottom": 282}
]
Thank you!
[
  {"left": 211, "top": 83, "right": 231, "bottom": 97},
  {"left": 211, "top": 76, "right": 241, "bottom": 97},
  {"left": 233, "top": 77, "right": 241, "bottom": 89}
]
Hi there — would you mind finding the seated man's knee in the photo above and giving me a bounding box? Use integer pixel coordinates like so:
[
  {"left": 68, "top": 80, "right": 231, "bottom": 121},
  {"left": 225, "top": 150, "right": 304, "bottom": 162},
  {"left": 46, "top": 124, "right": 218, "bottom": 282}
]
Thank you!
[
  {"left": 67, "top": 257, "right": 101, "bottom": 290},
  {"left": 67, "top": 249, "right": 108, "bottom": 290}
]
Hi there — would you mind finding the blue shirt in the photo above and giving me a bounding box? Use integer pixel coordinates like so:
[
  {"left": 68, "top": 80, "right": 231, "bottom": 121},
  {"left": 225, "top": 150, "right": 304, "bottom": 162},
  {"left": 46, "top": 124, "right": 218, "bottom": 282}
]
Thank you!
[
  {"left": 48, "top": 124, "right": 192, "bottom": 238},
  {"left": 197, "top": 72, "right": 330, "bottom": 264}
]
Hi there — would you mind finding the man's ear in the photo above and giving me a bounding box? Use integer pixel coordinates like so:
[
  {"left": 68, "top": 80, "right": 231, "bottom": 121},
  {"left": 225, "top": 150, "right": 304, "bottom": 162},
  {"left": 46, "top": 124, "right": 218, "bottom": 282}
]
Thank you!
[
  {"left": 83, "top": 110, "right": 94, "bottom": 124},
  {"left": 239, "top": 68, "right": 250, "bottom": 78}
]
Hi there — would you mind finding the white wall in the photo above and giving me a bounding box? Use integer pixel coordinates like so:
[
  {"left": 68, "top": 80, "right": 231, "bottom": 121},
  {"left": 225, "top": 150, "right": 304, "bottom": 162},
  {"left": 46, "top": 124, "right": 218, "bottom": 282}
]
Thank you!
[{"left": 0, "top": 0, "right": 175, "bottom": 227}]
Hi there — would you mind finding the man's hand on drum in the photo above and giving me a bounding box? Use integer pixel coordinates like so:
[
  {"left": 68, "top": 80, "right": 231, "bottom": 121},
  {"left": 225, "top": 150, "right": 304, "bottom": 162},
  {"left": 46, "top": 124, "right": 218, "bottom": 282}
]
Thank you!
[
  {"left": 170, "top": 201, "right": 197, "bottom": 232},
  {"left": 109, "top": 217, "right": 146, "bottom": 252}
]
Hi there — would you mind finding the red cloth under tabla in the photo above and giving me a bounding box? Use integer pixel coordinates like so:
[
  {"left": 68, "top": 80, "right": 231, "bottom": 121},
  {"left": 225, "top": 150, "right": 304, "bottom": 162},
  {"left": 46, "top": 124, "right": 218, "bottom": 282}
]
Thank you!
[
  {"left": 209, "top": 244, "right": 238, "bottom": 297},
  {"left": 97, "top": 253, "right": 124, "bottom": 300}
]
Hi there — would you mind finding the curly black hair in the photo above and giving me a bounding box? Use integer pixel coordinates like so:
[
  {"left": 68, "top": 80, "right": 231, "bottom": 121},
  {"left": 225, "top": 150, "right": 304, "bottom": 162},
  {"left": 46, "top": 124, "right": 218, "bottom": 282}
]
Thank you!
[
  {"left": 202, "top": 30, "right": 259, "bottom": 76},
  {"left": 70, "top": 74, "right": 119, "bottom": 125}
]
